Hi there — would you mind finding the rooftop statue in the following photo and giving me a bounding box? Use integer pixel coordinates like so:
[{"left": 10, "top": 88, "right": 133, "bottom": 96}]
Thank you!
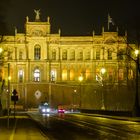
[{"left": 34, "top": 9, "right": 40, "bottom": 21}]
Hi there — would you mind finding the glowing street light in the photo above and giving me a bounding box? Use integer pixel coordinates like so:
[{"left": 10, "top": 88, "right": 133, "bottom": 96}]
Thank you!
[
  {"left": 78, "top": 75, "right": 83, "bottom": 82},
  {"left": 0, "top": 48, "right": 3, "bottom": 53},
  {"left": 100, "top": 67, "right": 106, "bottom": 75},
  {"left": 135, "top": 50, "right": 139, "bottom": 57}
]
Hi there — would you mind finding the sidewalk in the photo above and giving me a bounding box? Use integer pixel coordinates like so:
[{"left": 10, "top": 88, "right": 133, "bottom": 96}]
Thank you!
[{"left": 0, "top": 115, "right": 49, "bottom": 140}]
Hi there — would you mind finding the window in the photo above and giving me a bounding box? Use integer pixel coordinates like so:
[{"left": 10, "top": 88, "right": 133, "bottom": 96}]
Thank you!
[
  {"left": 34, "top": 45, "right": 41, "bottom": 60},
  {"left": 62, "top": 69, "right": 67, "bottom": 81},
  {"left": 70, "top": 50, "right": 75, "bottom": 60},
  {"left": 108, "top": 69, "right": 113, "bottom": 81},
  {"left": 70, "top": 69, "right": 74, "bottom": 80},
  {"left": 108, "top": 49, "right": 112, "bottom": 60},
  {"left": 18, "top": 70, "right": 24, "bottom": 83},
  {"left": 34, "top": 69, "right": 40, "bottom": 82},
  {"left": 78, "top": 50, "right": 83, "bottom": 60},
  {"left": 117, "top": 49, "right": 125, "bottom": 60},
  {"left": 85, "top": 51, "right": 90, "bottom": 60},
  {"left": 19, "top": 51, "right": 23, "bottom": 60},
  {"left": 118, "top": 69, "right": 124, "bottom": 80},
  {"left": 62, "top": 50, "right": 67, "bottom": 60},
  {"left": 128, "top": 69, "right": 134, "bottom": 79},
  {"left": 51, "top": 70, "right": 57, "bottom": 82},
  {"left": 8, "top": 51, "right": 12, "bottom": 60},
  {"left": 52, "top": 49, "right": 56, "bottom": 60},
  {"left": 96, "top": 49, "right": 100, "bottom": 60},
  {"left": 85, "top": 69, "right": 91, "bottom": 80}
]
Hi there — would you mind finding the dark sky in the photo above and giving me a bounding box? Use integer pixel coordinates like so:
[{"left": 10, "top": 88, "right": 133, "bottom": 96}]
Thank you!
[{"left": 0, "top": 0, "right": 140, "bottom": 37}]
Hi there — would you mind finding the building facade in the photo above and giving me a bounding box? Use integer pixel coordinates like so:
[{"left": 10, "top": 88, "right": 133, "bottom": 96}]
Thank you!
[{"left": 0, "top": 12, "right": 137, "bottom": 110}]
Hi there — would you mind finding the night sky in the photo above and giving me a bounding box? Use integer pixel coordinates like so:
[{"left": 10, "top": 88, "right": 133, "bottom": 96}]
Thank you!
[{"left": 0, "top": 0, "right": 140, "bottom": 37}]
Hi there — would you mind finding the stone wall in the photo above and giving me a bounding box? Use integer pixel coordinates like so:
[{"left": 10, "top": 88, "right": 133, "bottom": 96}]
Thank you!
[{"left": 12, "top": 82, "right": 139, "bottom": 112}]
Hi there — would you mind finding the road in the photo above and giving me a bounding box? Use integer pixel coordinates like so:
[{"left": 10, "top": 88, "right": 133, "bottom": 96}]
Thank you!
[{"left": 28, "top": 111, "right": 140, "bottom": 140}]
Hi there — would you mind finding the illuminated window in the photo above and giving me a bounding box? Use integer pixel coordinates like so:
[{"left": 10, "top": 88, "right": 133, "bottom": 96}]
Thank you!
[
  {"left": 108, "top": 69, "right": 113, "bottom": 81},
  {"left": 34, "top": 69, "right": 40, "bottom": 82},
  {"left": 51, "top": 70, "right": 57, "bottom": 82},
  {"left": 118, "top": 69, "right": 124, "bottom": 80},
  {"left": 34, "top": 45, "right": 41, "bottom": 60},
  {"left": 62, "top": 69, "right": 67, "bottom": 81},
  {"left": 85, "top": 69, "right": 91, "bottom": 80},
  {"left": 96, "top": 49, "right": 100, "bottom": 60},
  {"left": 62, "top": 50, "right": 67, "bottom": 60},
  {"left": 128, "top": 69, "right": 134, "bottom": 79},
  {"left": 52, "top": 49, "right": 56, "bottom": 60},
  {"left": 18, "top": 70, "right": 24, "bottom": 83},
  {"left": 70, "top": 69, "right": 74, "bottom": 80}
]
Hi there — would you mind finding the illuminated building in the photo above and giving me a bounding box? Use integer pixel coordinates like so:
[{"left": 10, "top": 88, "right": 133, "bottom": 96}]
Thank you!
[{"left": 0, "top": 11, "right": 137, "bottom": 109}]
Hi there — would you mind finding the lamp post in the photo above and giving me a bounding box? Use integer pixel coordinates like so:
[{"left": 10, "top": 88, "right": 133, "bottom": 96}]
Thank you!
[
  {"left": 0, "top": 48, "right": 3, "bottom": 114},
  {"left": 7, "top": 63, "right": 11, "bottom": 129},
  {"left": 100, "top": 67, "right": 106, "bottom": 110},
  {"left": 78, "top": 75, "right": 83, "bottom": 109},
  {"left": 133, "top": 50, "right": 140, "bottom": 116}
]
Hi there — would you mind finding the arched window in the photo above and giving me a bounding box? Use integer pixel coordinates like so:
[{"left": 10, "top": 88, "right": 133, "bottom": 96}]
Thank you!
[
  {"left": 51, "top": 69, "right": 57, "bottom": 82},
  {"left": 85, "top": 51, "right": 90, "bottom": 60},
  {"left": 62, "top": 69, "right": 67, "bottom": 81},
  {"left": 85, "top": 69, "right": 91, "bottom": 80},
  {"left": 62, "top": 50, "right": 67, "bottom": 60},
  {"left": 118, "top": 69, "right": 124, "bottom": 80},
  {"left": 34, "top": 45, "right": 41, "bottom": 60},
  {"left": 34, "top": 68, "right": 40, "bottom": 82},
  {"left": 70, "top": 69, "right": 74, "bottom": 80},
  {"left": 70, "top": 50, "right": 75, "bottom": 60},
  {"left": 18, "top": 69, "right": 24, "bottom": 83},
  {"left": 78, "top": 50, "right": 83, "bottom": 60},
  {"left": 128, "top": 69, "right": 134, "bottom": 79}
]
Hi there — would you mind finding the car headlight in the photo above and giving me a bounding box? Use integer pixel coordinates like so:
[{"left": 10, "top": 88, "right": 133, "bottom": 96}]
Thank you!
[
  {"left": 46, "top": 108, "right": 50, "bottom": 112},
  {"left": 42, "top": 108, "right": 46, "bottom": 112}
]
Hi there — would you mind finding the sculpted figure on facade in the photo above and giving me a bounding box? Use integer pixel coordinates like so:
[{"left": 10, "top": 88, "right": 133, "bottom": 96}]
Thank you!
[{"left": 34, "top": 9, "right": 40, "bottom": 21}]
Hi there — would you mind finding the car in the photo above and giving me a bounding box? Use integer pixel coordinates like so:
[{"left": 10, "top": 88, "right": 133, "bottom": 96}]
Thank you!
[
  {"left": 38, "top": 102, "right": 50, "bottom": 114},
  {"left": 58, "top": 108, "right": 65, "bottom": 113}
]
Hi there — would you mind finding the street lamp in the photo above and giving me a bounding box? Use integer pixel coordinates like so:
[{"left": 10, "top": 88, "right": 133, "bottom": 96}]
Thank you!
[
  {"left": 0, "top": 47, "right": 4, "bottom": 114},
  {"left": 100, "top": 67, "right": 106, "bottom": 75},
  {"left": 100, "top": 67, "right": 106, "bottom": 110},
  {"left": 7, "top": 63, "right": 10, "bottom": 128},
  {"left": 78, "top": 75, "right": 83, "bottom": 109},
  {"left": 133, "top": 49, "right": 140, "bottom": 116},
  {"left": 72, "top": 89, "right": 77, "bottom": 112}
]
